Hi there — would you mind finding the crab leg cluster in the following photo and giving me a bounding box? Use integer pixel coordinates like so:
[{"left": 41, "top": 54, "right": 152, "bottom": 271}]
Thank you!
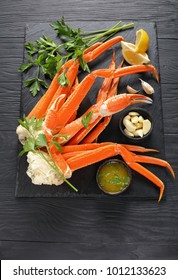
[{"left": 17, "top": 36, "right": 175, "bottom": 201}]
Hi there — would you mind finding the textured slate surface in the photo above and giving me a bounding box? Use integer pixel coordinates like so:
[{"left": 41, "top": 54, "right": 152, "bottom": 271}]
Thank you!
[{"left": 15, "top": 21, "right": 166, "bottom": 199}]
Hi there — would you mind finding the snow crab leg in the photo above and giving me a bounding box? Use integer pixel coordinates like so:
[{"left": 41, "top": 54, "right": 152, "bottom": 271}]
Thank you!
[
  {"left": 45, "top": 64, "right": 158, "bottom": 133},
  {"left": 64, "top": 143, "right": 174, "bottom": 202},
  {"left": 27, "top": 36, "right": 124, "bottom": 119},
  {"left": 67, "top": 51, "right": 117, "bottom": 145},
  {"left": 81, "top": 61, "right": 124, "bottom": 144},
  {"left": 52, "top": 93, "right": 152, "bottom": 144}
]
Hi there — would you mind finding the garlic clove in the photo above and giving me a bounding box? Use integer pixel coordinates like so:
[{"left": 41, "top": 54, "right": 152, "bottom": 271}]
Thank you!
[
  {"left": 139, "top": 78, "right": 154, "bottom": 95},
  {"left": 129, "top": 111, "right": 139, "bottom": 117},
  {"left": 143, "top": 119, "right": 152, "bottom": 135},
  {"left": 138, "top": 115, "right": 144, "bottom": 123},
  {"left": 123, "top": 115, "right": 131, "bottom": 126},
  {"left": 131, "top": 116, "right": 139, "bottom": 124},
  {"left": 124, "top": 128, "right": 134, "bottom": 137},
  {"left": 126, "top": 85, "right": 139, "bottom": 94},
  {"left": 134, "top": 129, "right": 144, "bottom": 137},
  {"left": 135, "top": 122, "right": 143, "bottom": 129},
  {"left": 125, "top": 119, "right": 137, "bottom": 132}
]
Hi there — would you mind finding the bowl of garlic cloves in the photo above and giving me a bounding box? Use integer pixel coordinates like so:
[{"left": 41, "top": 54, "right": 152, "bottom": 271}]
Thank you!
[{"left": 119, "top": 107, "right": 153, "bottom": 142}]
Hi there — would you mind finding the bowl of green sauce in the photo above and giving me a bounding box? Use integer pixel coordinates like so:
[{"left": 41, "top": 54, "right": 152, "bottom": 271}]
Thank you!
[{"left": 96, "top": 159, "right": 132, "bottom": 195}]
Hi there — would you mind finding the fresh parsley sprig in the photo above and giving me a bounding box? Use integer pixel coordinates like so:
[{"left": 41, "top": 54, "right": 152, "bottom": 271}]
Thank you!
[{"left": 20, "top": 17, "right": 134, "bottom": 96}]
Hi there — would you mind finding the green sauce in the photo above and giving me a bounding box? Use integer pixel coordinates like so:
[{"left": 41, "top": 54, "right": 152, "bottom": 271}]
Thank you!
[{"left": 97, "top": 160, "right": 131, "bottom": 194}]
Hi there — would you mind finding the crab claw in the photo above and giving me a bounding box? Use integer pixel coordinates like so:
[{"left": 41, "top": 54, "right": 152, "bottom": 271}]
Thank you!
[
  {"left": 44, "top": 94, "right": 67, "bottom": 133},
  {"left": 99, "top": 93, "right": 152, "bottom": 116}
]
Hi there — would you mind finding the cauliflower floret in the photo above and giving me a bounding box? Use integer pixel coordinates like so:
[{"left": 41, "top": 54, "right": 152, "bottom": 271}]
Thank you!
[
  {"left": 26, "top": 151, "right": 65, "bottom": 185},
  {"left": 16, "top": 125, "right": 30, "bottom": 145},
  {"left": 16, "top": 123, "right": 50, "bottom": 145}
]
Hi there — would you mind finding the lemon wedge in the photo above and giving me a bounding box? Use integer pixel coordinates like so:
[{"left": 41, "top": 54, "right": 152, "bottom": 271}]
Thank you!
[
  {"left": 135, "top": 29, "right": 150, "bottom": 53},
  {"left": 121, "top": 41, "right": 150, "bottom": 65}
]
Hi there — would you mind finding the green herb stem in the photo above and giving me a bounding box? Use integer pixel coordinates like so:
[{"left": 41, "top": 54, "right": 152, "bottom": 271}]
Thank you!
[
  {"left": 86, "top": 23, "right": 134, "bottom": 45},
  {"left": 39, "top": 149, "right": 78, "bottom": 192},
  {"left": 80, "top": 21, "right": 122, "bottom": 35}
]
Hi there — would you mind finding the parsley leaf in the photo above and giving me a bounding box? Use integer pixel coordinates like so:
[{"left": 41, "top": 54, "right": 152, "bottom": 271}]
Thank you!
[
  {"left": 20, "top": 17, "right": 134, "bottom": 96},
  {"left": 82, "top": 111, "right": 93, "bottom": 128},
  {"left": 52, "top": 141, "right": 62, "bottom": 152},
  {"left": 29, "top": 80, "right": 40, "bottom": 97},
  {"left": 19, "top": 136, "right": 36, "bottom": 156},
  {"left": 36, "top": 133, "right": 47, "bottom": 148},
  {"left": 58, "top": 72, "right": 70, "bottom": 87},
  {"left": 19, "top": 63, "right": 33, "bottom": 72}
]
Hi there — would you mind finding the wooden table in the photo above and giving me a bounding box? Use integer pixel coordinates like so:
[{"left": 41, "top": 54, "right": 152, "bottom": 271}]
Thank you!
[{"left": 0, "top": 0, "right": 178, "bottom": 260}]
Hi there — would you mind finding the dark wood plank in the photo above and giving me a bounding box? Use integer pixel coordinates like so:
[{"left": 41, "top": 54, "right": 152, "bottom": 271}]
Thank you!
[
  {"left": 162, "top": 85, "right": 178, "bottom": 134},
  {"left": 0, "top": 83, "right": 21, "bottom": 130},
  {"left": 0, "top": 20, "right": 178, "bottom": 39},
  {"left": 1, "top": 241, "right": 178, "bottom": 260},
  {"left": 0, "top": 195, "right": 178, "bottom": 243},
  {"left": 158, "top": 38, "right": 178, "bottom": 84},
  {"left": 0, "top": 37, "right": 23, "bottom": 83},
  {"left": 0, "top": 23, "right": 24, "bottom": 38},
  {"left": 0, "top": 0, "right": 176, "bottom": 23},
  {"left": 0, "top": 131, "right": 18, "bottom": 184},
  {"left": 0, "top": 38, "right": 24, "bottom": 58}
]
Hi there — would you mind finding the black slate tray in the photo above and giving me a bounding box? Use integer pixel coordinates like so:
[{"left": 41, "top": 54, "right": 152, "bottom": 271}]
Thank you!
[{"left": 16, "top": 21, "right": 167, "bottom": 199}]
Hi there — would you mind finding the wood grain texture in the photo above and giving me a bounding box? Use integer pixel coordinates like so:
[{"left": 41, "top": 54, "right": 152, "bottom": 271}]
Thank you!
[
  {"left": 0, "top": 0, "right": 178, "bottom": 260},
  {"left": 1, "top": 241, "right": 178, "bottom": 260},
  {"left": 0, "top": 198, "right": 177, "bottom": 244},
  {"left": 0, "top": 0, "right": 176, "bottom": 22},
  {"left": 0, "top": 20, "right": 178, "bottom": 39}
]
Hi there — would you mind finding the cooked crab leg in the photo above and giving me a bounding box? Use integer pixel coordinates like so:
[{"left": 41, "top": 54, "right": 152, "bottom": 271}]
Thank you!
[
  {"left": 56, "top": 93, "right": 152, "bottom": 143},
  {"left": 117, "top": 145, "right": 174, "bottom": 202},
  {"left": 70, "top": 58, "right": 123, "bottom": 145},
  {"left": 28, "top": 37, "right": 124, "bottom": 119},
  {"left": 48, "top": 43, "right": 106, "bottom": 110},
  {"left": 50, "top": 149, "right": 72, "bottom": 179},
  {"left": 61, "top": 143, "right": 157, "bottom": 154},
  {"left": 131, "top": 154, "right": 175, "bottom": 178},
  {"left": 47, "top": 52, "right": 116, "bottom": 135},
  {"left": 27, "top": 60, "right": 79, "bottom": 119},
  {"left": 68, "top": 52, "right": 117, "bottom": 145},
  {"left": 46, "top": 61, "right": 79, "bottom": 111},
  {"left": 65, "top": 143, "right": 174, "bottom": 202},
  {"left": 63, "top": 36, "right": 124, "bottom": 70},
  {"left": 122, "top": 144, "right": 158, "bottom": 153},
  {"left": 51, "top": 64, "right": 158, "bottom": 131},
  {"left": 62, "top": 142, "right": 158, "bottom": 160},
  {"left": 81, "top": 62, "right": 123, "bottom": 144}
]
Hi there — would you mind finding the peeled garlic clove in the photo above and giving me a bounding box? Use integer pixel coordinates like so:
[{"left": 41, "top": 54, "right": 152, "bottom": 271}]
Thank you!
[
  {"left": 143, "top": 119, "right": 152, "bottom": 135},
  {"left": 131, "top": 116, "right": 139, "bottom": 124},
  {"left": 125, "top": 119, "right": 136, "bottom": 132},
  {"left": 123, "top": 114, "right": 131, "bottom": 126},
  {"left": 135, "top": 122, "right": 143, "bottom": 129},
  {"left": 139, "top": 78, "right": 154, "bottom": 95},
  {"left": 134, "top": 129, "right": 144, "bottom": 137},
  {"left": 138, "top": 115, "right": 144, "bottom": 123},
  {"left": 129, "top": 111, "right": 139, "bottom": 116},
  {"left": 127, "top": 85, "right": 139, "bottom": 94},
  {"left": 124, "top": 128, "right": 134, "bottom": 137}
]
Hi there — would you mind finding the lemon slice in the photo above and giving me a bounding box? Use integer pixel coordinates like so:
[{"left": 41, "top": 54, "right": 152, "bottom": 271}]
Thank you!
[
  {"left": 135, "top": 29, "right": 150, "bottom": 53},
  {"left": 121, "top": 41, "right": 150, "bottom": 65}
]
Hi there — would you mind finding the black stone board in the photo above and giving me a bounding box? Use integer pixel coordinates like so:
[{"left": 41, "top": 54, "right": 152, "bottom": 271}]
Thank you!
[{"left": 16, "top": 21, "right": 167, "bottom": 199}]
